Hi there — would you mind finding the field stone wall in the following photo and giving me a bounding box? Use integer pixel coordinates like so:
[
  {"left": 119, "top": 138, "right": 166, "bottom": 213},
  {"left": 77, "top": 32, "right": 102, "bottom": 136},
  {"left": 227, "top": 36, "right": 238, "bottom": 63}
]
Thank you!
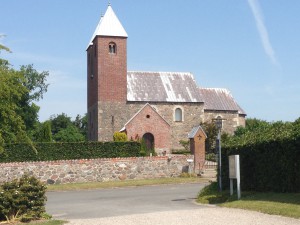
[{"left": 0, "top": 156, "right": 193, "bottom": 185}]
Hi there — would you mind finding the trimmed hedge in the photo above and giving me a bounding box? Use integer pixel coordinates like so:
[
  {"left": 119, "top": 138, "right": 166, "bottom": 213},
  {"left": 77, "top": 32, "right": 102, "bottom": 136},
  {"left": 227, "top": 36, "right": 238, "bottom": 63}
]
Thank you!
[
  {"left": 221, "top": 119, "right": 300, "bottom": 192},
  {"left": 0, "top": 142, "right": 141, "bottom": 163}
]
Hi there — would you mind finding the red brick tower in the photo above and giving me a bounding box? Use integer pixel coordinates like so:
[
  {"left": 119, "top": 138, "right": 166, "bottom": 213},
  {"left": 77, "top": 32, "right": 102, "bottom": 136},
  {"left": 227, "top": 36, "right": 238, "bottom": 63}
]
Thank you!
[{"left": 87, "top": 4, "right": 128, "bottom": 141}]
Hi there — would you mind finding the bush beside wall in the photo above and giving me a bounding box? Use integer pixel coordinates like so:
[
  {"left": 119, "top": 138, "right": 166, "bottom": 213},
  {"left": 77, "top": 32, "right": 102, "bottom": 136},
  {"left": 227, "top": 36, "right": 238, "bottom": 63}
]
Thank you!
[
  {"left": 0, "top": 142, "right": 140, "bottom": 163},
  {"left": 221, "top": 119, "right": 300, "bottom": 192}
]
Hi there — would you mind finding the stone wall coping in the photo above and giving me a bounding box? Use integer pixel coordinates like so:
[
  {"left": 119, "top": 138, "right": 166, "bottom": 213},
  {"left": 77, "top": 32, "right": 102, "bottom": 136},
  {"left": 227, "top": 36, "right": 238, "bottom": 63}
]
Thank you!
[{"left": 0, "top": 155, "right": 190, "bottom": 167}]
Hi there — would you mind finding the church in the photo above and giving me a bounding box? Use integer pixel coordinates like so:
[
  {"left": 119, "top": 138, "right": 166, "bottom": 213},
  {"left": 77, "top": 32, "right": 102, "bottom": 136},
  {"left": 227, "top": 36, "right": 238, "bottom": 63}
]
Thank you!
[{"left": 86, "top": 4, "right": 246, "bottom": 154}]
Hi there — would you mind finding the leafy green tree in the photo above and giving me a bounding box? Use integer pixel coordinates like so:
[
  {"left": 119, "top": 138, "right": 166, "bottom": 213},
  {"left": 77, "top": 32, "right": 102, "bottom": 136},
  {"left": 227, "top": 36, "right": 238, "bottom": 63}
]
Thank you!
[
  {"left": 234, "top": 118, "right": 270, "bottom": 136},
  {"left": 0, "top": 44, "right": 49, "bottom": 151},
  {"left": 200, "top": 121, "right": 218, "bottom": 154},
  {"left": 17, "top": 65, "right": 49, "bottom": 136},
  {"left": 0, "top": 35, "right": 11, "bottom": 53},
  {"left": 53, "top": 125, "right": 85, "bottom": 142},
  {"left": 50, "top": 113, "right": 72, "bottom": 136},
  {"left": 0, "top": 58, "right": 29, "bottom": 146},
  {"left": 49, "top": 113, "right": 85, "bottom": 142},
  {"left": 34, "top": 121, "right": 52, "bottom": 142},
  {"left": 73, "top": 114, "right": 87, "bottom": 140}
]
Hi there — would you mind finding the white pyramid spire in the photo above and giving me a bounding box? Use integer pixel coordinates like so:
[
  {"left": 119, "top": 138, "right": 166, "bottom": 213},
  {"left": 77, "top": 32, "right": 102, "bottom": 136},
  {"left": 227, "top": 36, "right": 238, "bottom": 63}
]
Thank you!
[{"left": 87, "top": 5, "right": 128, "bottom": 49}]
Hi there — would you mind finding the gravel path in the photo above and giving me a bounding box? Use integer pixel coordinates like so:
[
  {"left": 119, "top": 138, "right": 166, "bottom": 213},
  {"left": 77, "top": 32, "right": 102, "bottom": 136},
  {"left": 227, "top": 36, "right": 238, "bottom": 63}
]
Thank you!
[{"left": 66, "top": 206, "right": 300, "bottom": 225}]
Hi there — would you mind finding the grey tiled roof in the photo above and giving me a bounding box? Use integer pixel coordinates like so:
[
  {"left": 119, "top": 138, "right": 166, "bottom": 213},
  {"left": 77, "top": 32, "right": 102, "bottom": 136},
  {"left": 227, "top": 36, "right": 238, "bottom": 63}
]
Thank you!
[
  {"left": 200, "top": 88, "right": 246, "bottom": 115},
  {"left": 188, "top": 126, "right": 207, "bottom": 139},
  {"left": 127, "top": 71, "right": 203, "bottom": 102}
]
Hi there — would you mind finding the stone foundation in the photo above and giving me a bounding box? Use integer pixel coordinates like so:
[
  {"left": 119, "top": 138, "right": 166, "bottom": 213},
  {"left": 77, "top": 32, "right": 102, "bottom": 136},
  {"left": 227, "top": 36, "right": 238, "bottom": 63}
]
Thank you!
[{"left": 0, "top": 155, "right": 194, "bottom": 185}]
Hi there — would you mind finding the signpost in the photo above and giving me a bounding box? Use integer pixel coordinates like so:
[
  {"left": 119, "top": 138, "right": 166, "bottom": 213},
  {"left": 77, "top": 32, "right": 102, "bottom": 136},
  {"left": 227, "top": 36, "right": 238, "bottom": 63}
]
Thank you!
[
  {"left": 212, "top": 116, "right": 225, "bottom": 192},
  {"left": 229, "top": 155, "right": 241, "bottom": 199}
]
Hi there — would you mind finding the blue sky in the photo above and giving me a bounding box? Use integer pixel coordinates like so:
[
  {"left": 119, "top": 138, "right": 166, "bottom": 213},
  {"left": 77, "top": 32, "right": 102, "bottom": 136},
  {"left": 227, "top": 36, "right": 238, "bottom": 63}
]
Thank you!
[{"left": 1, "top": 0, "right": 299, "bottom": 122}]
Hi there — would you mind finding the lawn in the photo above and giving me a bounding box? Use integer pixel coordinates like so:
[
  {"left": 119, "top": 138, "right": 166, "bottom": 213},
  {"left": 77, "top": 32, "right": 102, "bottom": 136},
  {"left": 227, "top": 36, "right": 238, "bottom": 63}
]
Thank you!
[
  {"left": 197, "top": 182, "right": 300, "bottom": 219},
  {"left": 26, "top": 220, "right": 66, "bottom": 225},
  {"left": 47, "top": 177, "right": 209, "bottom": 191},
  {"left": 0, "top": 220, "right": 66, "bottom": 225}
]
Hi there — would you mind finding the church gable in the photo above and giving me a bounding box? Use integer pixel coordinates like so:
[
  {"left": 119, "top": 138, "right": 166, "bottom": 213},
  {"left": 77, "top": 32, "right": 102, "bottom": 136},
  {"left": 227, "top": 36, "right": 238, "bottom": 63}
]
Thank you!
[
  {"left": 127, "top": 71, "right": 203, "bottom": 103},
  {"left": 124, "top": 103, "right": 171, "bottom": 153}
]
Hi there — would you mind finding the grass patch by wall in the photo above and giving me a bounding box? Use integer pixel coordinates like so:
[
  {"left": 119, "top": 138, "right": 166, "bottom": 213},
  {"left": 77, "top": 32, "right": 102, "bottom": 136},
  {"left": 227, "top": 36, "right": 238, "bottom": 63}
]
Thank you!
[
  {"left": 197, "top": 182, "right": 300, "bottom": 219},
  {"left": 25, "top": 220, "right": 67, "bottom": 225},
  {"left": 47, "top": 177, "right": 208, "bottom": 191}
]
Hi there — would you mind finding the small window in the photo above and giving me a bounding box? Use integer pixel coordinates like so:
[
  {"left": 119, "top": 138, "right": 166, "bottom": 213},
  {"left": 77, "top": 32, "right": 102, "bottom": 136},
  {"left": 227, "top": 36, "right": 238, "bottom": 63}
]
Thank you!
[
  {"left": 175, "top": 108, "right": 183, "bottom": 122},
  {"left": 109, "top": 42, "right": 116, "bottom": 54}
]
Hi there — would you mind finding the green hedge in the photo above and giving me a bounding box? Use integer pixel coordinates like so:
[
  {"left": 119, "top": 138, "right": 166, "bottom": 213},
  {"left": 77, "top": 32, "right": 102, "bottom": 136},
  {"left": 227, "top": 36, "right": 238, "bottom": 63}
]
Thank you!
[
  {"left": 0, "top": 142, "right": 141, "bottom": 163},
  {"left": 221, "top": 119, "right": 300, "bottom": 192}
]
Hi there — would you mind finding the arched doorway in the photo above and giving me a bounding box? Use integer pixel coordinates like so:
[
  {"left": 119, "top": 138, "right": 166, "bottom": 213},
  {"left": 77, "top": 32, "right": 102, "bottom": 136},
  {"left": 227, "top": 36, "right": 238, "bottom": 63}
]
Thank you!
[{"left": 142, "top": 133, "right": 155, "bottom": 152}]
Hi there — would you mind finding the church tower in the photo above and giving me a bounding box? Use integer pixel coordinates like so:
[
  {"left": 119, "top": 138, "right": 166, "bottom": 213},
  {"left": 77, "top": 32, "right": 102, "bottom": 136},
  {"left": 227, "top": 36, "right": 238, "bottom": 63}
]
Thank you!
[{"left": 87, "top": 4, "right": 128, "bottom": 141}]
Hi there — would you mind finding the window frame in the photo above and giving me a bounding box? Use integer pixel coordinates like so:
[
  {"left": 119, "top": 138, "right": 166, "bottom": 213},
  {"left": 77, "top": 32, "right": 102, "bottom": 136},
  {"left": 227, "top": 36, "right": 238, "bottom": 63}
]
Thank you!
[
  {"left": 174, "top": 107, "right": 184, "bottom": 122},
  {"left": 109, "top": 42, "right": 117, "bottom": 54}
]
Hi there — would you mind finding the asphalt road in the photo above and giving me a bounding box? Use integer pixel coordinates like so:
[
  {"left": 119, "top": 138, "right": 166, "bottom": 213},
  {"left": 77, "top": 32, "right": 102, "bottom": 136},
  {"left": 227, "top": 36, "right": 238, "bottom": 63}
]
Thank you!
[{"left": 46, "top": 183, "right": 208, "bottom": 220}]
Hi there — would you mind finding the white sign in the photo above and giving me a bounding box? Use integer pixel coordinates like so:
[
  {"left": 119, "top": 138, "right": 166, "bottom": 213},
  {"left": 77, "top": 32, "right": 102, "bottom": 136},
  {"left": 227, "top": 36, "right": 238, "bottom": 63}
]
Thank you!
[
  {"left": 229, "top": 155, "right": 241, "bottom": 199},
  {"left": 229, "top": 155, "right": 239, "bottom": 179}
]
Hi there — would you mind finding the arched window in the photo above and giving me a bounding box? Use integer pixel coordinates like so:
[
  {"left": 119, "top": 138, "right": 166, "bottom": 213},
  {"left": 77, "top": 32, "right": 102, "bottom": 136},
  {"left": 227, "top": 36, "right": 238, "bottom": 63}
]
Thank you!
[
  {"left": 109, "top": 42, "right": 116, "bottom": 54},
  {"left": 175, "top": 108, "right": 183, "bottom": 122}
]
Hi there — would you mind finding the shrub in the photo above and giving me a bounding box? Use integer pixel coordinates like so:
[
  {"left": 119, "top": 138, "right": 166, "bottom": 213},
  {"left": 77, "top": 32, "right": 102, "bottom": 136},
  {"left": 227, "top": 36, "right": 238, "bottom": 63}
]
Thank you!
[
  {"left": 0, "top": 174, "right": 47, "bottom": 223},
  {"left": 179, "top": 140, "right": 190, "bottom": 152},
  {"left": 113, "top": 132, "right": 127, "bottom": 142},
  {"left": 221, "top": 118, "right": 300, "bottom": 192},
  {"left": 139, "top": 138, "right": 156, "bottom": 156},
  {"left": 171, "top": 149, "right": 191, "bottom": 155},
  {"left": 1, "top": 141, "right": 141, "bottom": 163},
  {"left": 179, "top": 172, "right": 197, "bottom": 178},
  {"left": 206, "top": 153, "right": 216, "bottom": 162}
]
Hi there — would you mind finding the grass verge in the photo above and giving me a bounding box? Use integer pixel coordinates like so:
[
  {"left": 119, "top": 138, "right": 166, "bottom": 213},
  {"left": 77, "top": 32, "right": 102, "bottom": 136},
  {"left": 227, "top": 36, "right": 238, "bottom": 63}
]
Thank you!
[
  {"left": 26, "top": 220, "right": 66, "bottom": 225},
  {"left": 0, "top": 220, "right": 66, "bottom": 225},
  {"left": 47, "top": 177, "right": 209, "bottom": 192},
  {"left": 197, "top": 182, "right": 300, "bottom": 219}
]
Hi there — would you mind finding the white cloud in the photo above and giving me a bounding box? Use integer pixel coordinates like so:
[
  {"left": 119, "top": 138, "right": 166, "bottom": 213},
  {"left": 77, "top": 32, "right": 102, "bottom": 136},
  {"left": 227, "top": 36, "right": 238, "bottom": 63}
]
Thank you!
[{"left": 247, "top": 0, "right": 278, "bottom": 66}]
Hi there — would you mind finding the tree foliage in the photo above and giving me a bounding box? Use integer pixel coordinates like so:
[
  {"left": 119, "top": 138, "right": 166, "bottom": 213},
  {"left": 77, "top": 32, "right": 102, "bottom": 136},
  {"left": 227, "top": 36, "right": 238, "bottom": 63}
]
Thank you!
[
  {"left": 221, "top": 117, "right": 300, "bottom": 192},
  {"left": 49, "top": 113, "right": 86, "bottom": 142},
  {"left": 73, "top": 114, "right": 87, "bottom": 139},
  {"left": 0, "top": 44, "right": 49, "bottom": 149},
  {"left": 34, "top": 121, "right": 52, "bottom": 142},
  {"left": 0, "top": 59, "right": 29, "bottom": 147},
  {"left": 200, "top": 121, "right": 218, "bottom": 154},
  {"left": 113, "top": 132, "right": 127, "bottom": 142}
]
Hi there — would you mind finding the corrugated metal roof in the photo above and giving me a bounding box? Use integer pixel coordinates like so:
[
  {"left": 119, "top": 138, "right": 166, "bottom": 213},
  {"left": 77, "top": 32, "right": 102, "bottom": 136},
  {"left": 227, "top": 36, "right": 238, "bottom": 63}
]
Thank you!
[
  {"left": 87, "top": 5, "right": 128, "bottom": 50},
  {"left": 127, "top": 71, "right": 203, "bottom": 102},
  {"left": 200, "top": 88, "right": 246, "bottom": 115}
]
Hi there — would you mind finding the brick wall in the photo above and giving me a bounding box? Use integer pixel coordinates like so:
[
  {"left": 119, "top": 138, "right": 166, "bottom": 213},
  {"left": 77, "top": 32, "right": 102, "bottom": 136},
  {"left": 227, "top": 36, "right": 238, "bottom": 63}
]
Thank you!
[
  {"left": 125, "top": 104, "right": 171, "bottom": 154},
  {"left": 0, "top": 156, "right": 194, "bottom": 185}
]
